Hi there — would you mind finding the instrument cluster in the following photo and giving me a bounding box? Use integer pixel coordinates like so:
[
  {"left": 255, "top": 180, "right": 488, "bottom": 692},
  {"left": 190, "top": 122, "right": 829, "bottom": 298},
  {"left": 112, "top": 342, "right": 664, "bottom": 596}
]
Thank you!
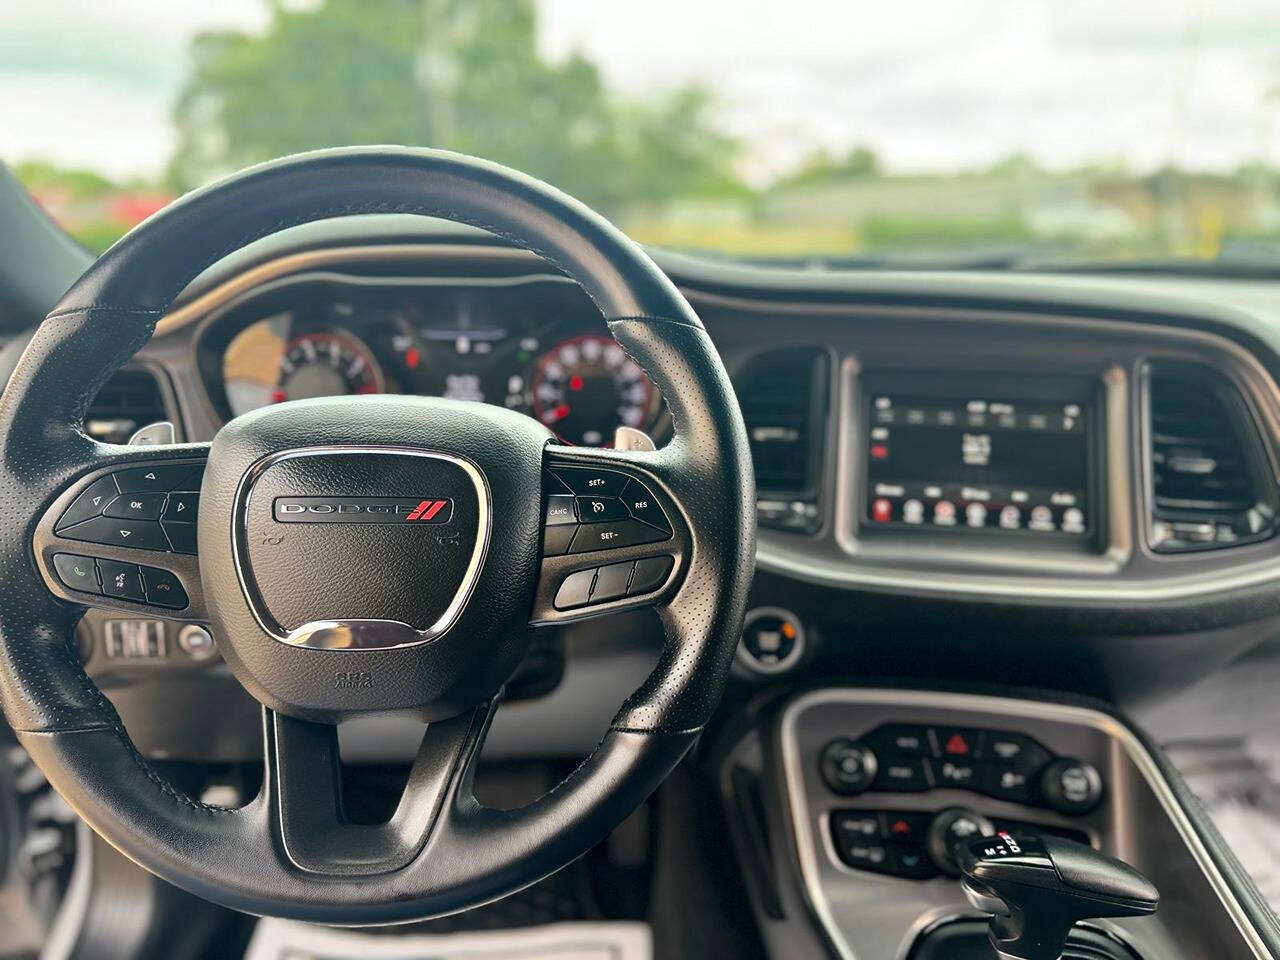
[{"left": 205, "top": 275, "right": 667, "bottom": 447}]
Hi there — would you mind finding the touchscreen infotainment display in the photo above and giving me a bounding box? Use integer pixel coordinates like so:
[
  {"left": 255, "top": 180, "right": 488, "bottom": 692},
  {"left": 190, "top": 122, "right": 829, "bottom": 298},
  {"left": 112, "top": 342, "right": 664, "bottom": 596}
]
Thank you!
[{"left": 862, "top": 385, "right": 1094, "bottom": 537}]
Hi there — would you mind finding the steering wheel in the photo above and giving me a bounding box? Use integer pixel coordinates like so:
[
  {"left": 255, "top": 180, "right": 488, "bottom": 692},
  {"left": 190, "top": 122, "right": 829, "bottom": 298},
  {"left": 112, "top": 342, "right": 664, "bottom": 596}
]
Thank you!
[{"left": 0, "top": 148, "right": 754, "bottom": 923}]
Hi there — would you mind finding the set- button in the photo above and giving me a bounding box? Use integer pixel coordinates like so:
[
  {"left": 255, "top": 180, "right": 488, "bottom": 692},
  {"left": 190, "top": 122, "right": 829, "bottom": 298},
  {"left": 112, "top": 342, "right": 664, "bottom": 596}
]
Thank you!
[
  {"left": 55, "top": 462, "right": 203, "bottom": 554},
  {"left": 542, "top": 467, "right": 672, "bottom": 557}
]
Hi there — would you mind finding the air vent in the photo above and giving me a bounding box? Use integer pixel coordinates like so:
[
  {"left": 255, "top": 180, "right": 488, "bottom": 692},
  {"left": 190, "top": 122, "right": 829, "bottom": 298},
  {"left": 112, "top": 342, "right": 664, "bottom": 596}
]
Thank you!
[
  {"left": 1146, "top": 361, "right": 1276, "bottom": 552},
  {"left": 736, "top": 347, "right": 829, "bottom": 532},
  {"left": 84, "top": 367, "right": 170, "bottom": 444}
]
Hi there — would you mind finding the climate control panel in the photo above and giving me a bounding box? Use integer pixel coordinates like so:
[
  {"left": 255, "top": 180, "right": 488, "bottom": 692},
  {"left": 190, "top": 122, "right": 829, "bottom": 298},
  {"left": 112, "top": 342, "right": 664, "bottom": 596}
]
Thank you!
[{"left": 820, "top": 723, "right": 1104, "bottom": 815}]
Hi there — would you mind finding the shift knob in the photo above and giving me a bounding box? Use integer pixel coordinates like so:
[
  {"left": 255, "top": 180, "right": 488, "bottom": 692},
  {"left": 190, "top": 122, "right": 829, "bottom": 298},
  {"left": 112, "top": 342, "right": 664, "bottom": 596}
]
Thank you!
[{"left": 957, "top": 831, "right": 1158, "bottom": 960}]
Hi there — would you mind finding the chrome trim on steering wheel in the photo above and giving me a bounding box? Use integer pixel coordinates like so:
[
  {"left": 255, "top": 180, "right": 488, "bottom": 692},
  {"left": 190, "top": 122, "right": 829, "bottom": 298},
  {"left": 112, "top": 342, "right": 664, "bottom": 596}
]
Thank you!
[{"left": 230, "top": 445, "right": 492, "bottom": 650}]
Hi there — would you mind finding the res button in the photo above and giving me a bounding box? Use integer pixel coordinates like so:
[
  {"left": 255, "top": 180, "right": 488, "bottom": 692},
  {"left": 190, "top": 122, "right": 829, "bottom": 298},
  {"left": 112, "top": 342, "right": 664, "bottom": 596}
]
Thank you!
[{"left": 619, "top": 479, "right": 671, "bottom": 532}]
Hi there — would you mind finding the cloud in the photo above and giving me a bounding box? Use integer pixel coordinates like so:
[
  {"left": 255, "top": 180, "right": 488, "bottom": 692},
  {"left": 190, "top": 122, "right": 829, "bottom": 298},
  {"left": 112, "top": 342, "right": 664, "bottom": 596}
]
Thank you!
[{"left": 1, "top": 0, "right": 1278, "bottom": 181}]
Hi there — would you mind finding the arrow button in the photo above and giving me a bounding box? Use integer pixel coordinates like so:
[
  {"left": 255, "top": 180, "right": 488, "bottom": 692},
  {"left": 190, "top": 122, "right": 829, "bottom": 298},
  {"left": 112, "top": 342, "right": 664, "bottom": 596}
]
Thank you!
[
  {"left": 114, "top": 464, "right": 199, "bottom": 493},
  {"left": 57, "top": 516, "right": 170, "bottom": 551},
  {"left": 162, "top": 492, "right": 199, "bottom": 522},
  {"left": 55, "top": 475, "right": 121, "bottom": 531}
]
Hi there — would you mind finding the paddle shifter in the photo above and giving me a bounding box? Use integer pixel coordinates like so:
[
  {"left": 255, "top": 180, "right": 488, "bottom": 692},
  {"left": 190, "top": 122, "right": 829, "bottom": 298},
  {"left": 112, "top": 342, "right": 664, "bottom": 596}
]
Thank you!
[{"left": 957, "top": 831, "right": 1158, "bottom": 960}]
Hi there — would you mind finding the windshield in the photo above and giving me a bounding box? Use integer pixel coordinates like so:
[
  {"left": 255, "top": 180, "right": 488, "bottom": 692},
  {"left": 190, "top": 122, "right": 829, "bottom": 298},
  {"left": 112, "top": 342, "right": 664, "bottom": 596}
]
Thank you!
[{"left": 4, "top": 0, "right": 1280, "bottom": 266}]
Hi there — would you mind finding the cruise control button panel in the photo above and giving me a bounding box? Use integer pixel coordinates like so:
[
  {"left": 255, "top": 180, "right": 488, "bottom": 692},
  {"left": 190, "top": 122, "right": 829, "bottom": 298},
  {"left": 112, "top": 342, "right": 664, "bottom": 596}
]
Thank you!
[
  {"left": 534, "top": 463, "right": 683, "bottom": 622},
  {"left": 542, "top": 467, "right": 672, "bottom": 557},
  {"left": 55, "top": 461, "right": 204, "bottom": 555}
]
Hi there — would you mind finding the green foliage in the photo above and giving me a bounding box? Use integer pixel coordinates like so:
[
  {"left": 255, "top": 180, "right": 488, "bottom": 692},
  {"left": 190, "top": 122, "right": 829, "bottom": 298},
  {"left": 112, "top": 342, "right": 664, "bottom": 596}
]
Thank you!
[
  {"left": 861, "top": 212, "right": 1034, "bottom": 250},
  {"left": 168, "top": 0, "right": 744, "bottom": 215},
  {"left": 13, "top": 160, "right": 119, "bottom": 198},
  {"left": 783, "top": 146, "right": 881, "bottom": 187}
]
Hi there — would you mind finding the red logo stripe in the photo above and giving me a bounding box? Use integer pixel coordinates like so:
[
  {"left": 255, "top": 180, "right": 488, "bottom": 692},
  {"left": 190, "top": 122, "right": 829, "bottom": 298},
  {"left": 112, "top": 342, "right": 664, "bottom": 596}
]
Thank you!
[{"left": 405, "top": 499, "right": 447, "bottom": 522}]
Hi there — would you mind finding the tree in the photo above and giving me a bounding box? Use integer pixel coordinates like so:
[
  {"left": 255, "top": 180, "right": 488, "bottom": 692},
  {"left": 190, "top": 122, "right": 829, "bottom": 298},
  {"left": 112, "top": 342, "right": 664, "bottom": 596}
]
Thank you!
[
  {"left": 168, "top": 0, "right": 743, "bottom": 215},
  {"left": 782, "top": 145, "right": 882, "bottom": 187}
]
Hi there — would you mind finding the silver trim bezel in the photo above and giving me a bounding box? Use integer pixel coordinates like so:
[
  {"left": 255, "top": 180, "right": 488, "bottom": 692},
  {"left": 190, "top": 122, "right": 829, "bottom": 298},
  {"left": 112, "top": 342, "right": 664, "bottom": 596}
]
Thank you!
[
  {"left": 231, "top": 445, "right": 492, "bottom": 650},
  {"left": 735, "top": 606, "right": 806, "bottom": 674},
  {"left": 778, "top": 688, "right": 1271, "bottom": 959}
]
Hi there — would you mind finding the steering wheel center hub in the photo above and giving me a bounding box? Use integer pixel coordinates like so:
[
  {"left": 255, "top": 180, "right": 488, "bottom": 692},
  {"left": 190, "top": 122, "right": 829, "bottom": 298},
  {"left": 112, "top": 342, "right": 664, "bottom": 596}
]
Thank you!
[
  {"left": 197, "top": 393, "right": 551, "bottom": 722},
  {"left": 234, "top": 447, "right": 489, "bottom": 650}
]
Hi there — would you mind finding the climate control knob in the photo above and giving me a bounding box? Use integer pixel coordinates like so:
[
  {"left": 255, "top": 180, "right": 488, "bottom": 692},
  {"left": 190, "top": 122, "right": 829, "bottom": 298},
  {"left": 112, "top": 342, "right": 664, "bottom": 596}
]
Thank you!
[
  {"left": 927, "top": 807, "right": 996, "bottom": 876},
  {"left": 820, "top": 739, "right": 878, "bottom": 796},
  {"left": 1041, "top": 758, "right": 1103, "bottom": 815}
]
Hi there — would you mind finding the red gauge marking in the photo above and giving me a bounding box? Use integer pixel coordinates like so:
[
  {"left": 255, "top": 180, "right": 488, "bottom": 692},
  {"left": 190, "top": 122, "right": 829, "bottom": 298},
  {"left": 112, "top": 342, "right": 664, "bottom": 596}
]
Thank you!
[
  {"left": 271, "top": 389, "right": 286, "bottom": 403},
  {"left": 529, "top": 333, "right": 656, "bottom": 446},
  {"left": 405, "top": 346, "right": 420, "bottom": 369}
]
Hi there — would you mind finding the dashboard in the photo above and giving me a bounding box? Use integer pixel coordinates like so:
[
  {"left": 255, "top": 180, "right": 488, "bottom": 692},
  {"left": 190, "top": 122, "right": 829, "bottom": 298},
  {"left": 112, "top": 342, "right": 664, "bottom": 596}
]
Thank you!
[
  {"left": 195, "top": 273, "right": 668, "bottom": 447},
  {"left": 42, "top": 222, "right": 1280, "bottom": 769},
  {"left": 11, "top": 211, "right": 1280, "bottom": 960}
]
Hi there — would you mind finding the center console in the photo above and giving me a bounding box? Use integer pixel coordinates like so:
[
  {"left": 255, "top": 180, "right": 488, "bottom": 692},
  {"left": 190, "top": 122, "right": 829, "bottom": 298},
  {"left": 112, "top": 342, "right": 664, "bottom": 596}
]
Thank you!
[{"left": 719, "top": 689, "right": 1272, "bottom": 960}]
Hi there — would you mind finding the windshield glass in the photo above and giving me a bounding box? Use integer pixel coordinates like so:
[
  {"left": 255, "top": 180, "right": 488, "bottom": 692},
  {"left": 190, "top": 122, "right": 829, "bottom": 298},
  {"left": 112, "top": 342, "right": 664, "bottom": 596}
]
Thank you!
[{"left": 4, "top": 1, "right": 1280, "bottom": 264}]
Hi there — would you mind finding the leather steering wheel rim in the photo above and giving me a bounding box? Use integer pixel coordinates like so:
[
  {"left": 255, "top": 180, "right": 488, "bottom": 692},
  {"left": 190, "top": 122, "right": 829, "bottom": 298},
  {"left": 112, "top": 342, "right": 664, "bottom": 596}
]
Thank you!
[{"left": 0, "top": 147, "right": 755, "bottom": 922}]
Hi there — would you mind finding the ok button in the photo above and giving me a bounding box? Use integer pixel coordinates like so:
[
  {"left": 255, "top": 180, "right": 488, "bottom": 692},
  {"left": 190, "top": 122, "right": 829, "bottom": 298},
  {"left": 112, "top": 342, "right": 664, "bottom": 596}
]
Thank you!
[
  {"left": 104, "top": 493, "right": 165, "bottom": 520},
  {"left": 575, "top": 496, "right": 628, "bottom": 523}
]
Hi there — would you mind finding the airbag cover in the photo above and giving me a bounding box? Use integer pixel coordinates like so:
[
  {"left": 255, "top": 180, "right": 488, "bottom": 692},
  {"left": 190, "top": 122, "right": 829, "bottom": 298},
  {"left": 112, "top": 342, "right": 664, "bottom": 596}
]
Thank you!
[{"left": 240, "top": 449, "right": 486, "bottom": 639}]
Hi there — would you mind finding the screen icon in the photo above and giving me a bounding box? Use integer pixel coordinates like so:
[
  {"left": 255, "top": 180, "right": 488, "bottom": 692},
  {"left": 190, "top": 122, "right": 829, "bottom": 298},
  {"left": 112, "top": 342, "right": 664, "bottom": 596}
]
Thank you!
[{"left": 871, "top": 498, "right": 892, "bottom": 523}]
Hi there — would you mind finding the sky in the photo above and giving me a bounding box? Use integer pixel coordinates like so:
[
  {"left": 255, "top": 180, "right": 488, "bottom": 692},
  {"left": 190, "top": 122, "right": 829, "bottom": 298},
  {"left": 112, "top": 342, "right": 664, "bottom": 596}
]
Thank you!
[{"left": 2, "top": 0, "right": 1279, "bottom": 184}]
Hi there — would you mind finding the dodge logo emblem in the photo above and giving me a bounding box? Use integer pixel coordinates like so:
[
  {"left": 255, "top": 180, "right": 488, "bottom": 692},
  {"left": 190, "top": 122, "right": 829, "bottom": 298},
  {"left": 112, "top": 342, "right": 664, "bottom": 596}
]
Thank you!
[{"left": 273, "top": 496, "right": 453, "bottom": 524}]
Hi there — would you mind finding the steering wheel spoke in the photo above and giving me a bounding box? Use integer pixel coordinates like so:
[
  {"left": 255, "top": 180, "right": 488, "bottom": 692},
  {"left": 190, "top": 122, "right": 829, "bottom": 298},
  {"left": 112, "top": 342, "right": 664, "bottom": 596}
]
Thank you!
[
  {"left": 267, "top": 699, "right": 496, "bottom": 876},
  {"left": 530, "top": 447, "right": 689, "bottom": 624},
  {"left": 34, "top": 443, "right": 210, "bottom": 620}
]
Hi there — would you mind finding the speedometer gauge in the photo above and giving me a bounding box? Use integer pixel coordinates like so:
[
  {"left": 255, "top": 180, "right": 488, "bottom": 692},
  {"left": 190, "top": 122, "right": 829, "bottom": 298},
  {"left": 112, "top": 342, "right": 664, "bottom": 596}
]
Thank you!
[
  {"left": 277, "top": 331, "right": 384, "bottom": 402},
  {"left": 531, "top": 334, "right": 656, "bottom": 446}
]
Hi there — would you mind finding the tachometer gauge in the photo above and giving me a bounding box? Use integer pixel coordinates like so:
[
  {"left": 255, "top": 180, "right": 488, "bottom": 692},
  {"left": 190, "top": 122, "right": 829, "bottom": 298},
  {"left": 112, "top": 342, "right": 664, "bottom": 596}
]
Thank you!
[
  {"left": 277, "top": 331, "right": 384, "bottom": 402},
  {"left": 531, "top": 334, "right": 657, "bottom": 446}
]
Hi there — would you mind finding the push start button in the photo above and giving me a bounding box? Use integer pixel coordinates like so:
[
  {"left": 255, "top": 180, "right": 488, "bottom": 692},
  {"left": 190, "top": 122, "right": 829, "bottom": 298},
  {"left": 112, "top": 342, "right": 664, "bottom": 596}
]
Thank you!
[{"left": 737, "top": 607, "right": 804, "bottom": 673}]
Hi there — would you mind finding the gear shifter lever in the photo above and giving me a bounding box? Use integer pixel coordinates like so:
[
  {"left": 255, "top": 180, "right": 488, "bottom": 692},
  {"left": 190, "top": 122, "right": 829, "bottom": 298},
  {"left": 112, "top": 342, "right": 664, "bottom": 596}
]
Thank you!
[{"left": 957, "top": 831, "right": 1158, "bottom": 960}]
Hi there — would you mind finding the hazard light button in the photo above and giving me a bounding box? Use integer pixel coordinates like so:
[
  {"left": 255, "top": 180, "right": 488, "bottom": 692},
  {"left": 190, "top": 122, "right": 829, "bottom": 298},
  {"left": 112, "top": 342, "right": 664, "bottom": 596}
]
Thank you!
[{"left": 933, "top": 727, "right": 985, "bottom": 759}]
